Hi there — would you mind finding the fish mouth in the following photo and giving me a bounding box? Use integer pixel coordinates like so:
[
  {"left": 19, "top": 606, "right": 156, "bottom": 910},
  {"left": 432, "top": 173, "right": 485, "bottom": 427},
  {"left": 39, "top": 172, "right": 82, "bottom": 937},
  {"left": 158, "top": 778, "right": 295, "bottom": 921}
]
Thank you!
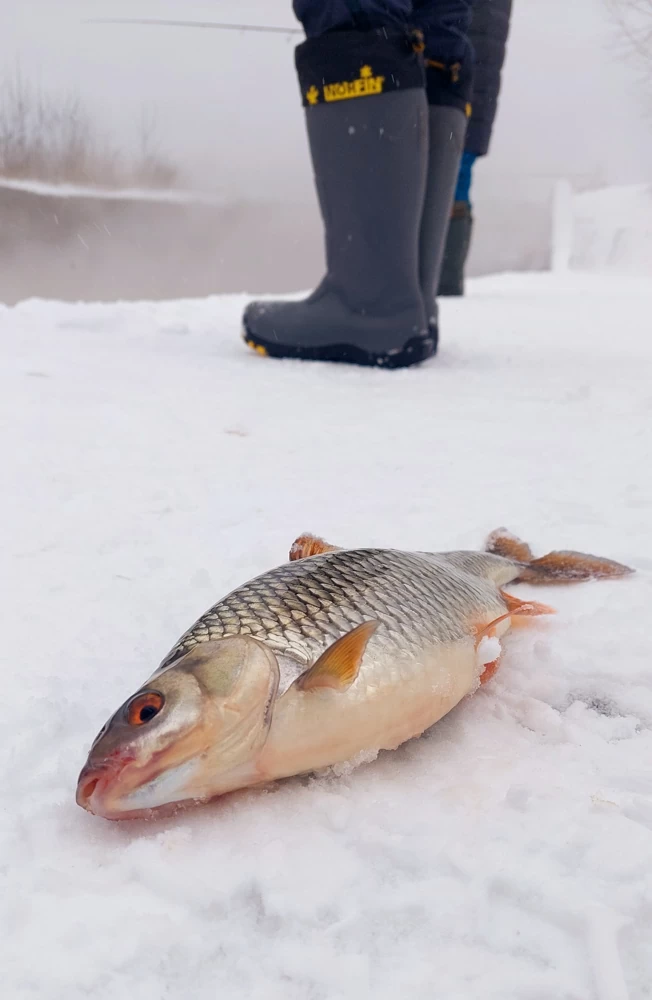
[
  {"left": 76, "top": 754, "right": 139, "bottom": 818},
  {"left": 75, "top": 751, "right": 212, "bottom": 821},
  {"left": 77, "top": 771, "right": 210, "bottom": 822},
  {"left": 76, "top": 769, "right": 105, "bottom": 809},
  {"left": 76, "top": 766, "right": 117, "bottom": 815},
  {"left": 78, "top": 781, "right": 196, "bottom": 822},
  {"left": 76, "top": 750, "right": 267, "bottom": 821}
]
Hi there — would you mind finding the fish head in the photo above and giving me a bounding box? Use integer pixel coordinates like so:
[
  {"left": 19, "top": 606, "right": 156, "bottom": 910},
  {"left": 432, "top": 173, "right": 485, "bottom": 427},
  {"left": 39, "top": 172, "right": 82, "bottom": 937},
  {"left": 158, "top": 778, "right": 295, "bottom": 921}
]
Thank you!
[{"left": 76, "top": 636, "right": 280, "bottom": 820}]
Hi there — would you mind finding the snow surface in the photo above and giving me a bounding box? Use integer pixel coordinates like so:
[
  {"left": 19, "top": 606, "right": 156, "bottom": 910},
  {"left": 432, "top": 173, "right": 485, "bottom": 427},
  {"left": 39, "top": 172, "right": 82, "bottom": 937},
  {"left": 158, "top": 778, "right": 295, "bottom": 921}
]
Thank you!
[{"left": 2, "top": 272, "right": 652, "bottom": 999}]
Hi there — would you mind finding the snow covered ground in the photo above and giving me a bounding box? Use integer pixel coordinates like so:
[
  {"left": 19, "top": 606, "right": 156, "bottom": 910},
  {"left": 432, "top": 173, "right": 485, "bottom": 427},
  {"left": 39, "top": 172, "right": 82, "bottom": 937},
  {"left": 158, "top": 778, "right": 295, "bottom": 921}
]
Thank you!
[{"left": 2, "top": 272, "right": 652, "bottom": 999}]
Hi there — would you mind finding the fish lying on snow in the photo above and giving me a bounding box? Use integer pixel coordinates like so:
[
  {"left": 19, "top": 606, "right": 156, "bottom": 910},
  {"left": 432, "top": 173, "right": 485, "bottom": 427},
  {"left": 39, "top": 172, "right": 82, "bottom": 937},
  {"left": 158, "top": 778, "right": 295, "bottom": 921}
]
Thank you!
[{"left": 76, "top": 529, "right": 633, "bottom": 820}]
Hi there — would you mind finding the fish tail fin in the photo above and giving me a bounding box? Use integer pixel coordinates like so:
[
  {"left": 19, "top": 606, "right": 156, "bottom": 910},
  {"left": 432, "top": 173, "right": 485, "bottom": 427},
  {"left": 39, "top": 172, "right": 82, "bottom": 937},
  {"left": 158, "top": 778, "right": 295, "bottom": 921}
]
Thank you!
[{"left": 485, "top": 528, "right": 634, "bottom": 584}]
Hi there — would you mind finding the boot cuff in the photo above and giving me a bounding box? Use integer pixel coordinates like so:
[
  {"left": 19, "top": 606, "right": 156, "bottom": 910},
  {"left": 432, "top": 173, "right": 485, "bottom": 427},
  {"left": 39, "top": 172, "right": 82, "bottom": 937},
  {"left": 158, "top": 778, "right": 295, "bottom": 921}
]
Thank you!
[
  {"left": 424, "top": 62, "right": 473, "bottom": 113},
  {"left": 295, "top": 29, "right": 425, "bottom": 109}
]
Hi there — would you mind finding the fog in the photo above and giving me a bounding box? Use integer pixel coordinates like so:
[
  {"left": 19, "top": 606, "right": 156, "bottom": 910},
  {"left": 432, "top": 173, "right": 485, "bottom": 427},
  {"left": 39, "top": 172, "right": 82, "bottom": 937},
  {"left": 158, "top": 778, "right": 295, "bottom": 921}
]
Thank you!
[{"left": 2, "top": 0, "right": 651, "bottom": 299}]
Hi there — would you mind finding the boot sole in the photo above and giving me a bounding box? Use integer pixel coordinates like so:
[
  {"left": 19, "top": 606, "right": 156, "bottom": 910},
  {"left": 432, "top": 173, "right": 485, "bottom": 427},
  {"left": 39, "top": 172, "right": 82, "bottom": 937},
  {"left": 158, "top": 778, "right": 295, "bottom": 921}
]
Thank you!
[{"left": 242, "top": 330, "right": 436, "bottom": 370}]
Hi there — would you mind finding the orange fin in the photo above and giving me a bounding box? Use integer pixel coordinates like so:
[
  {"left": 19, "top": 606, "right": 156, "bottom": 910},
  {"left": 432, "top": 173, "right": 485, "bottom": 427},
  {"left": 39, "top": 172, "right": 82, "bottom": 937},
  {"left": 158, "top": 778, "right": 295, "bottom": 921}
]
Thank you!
[
  {"left": 295, "top": 620, "right": 379, "bottom": 692},
  {"left": 474, "top": 612, "right": 513, "bottom": 642},
  {"left": 479, "top": 657, "right": 501, "bottom": 685},
  {"left": 475, "top": 599, "right": 555, "bottom": 643},
  {"left": 289, "top": 533, "right": 342, "bottom": 562},
  {"left": 474, "top": 595, "right": 556, "bottom": 685},
  {"left": 519, "top": 550, "right": 634, "bottom": 584},
  {"left": 485, "top": 528, "right": 534, "bottom": 564},
  {"left": 486, "top": 528, "right": 633, "bottom": 583},
  {"left": 500, "top": 591, "right": 556, "bottom": 617}
]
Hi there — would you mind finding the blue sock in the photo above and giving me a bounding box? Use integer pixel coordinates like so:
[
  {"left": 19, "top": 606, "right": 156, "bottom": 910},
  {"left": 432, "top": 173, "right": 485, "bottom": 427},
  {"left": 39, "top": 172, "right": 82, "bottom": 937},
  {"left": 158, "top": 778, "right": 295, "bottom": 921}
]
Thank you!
[{"left": 454, "top": 151, "right": 477, "bottom": 205}]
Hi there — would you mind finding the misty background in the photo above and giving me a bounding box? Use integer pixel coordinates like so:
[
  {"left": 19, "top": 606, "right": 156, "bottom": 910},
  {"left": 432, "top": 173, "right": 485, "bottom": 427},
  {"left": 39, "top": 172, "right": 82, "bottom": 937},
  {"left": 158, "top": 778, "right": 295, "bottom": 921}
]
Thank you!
[{"left": 1, "top": 0, "right": 651, "bottom": 303}]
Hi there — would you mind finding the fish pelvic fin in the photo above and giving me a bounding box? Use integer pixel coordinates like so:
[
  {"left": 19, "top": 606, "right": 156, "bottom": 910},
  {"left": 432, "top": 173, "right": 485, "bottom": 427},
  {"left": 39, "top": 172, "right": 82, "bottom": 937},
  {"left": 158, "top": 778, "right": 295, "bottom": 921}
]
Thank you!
[
  {"left": 499, "top": 591, "right": 556, "bottom": 618},
  {"left": 289, "top": 533, "right": 342, "bottom": 561},
  {"left": 474, "top": 601, "right": 555, "bottom": 644},
  {"left": 479, "top": 657, "right": 500, "bottom": 685},
  {"left": 475, "top": 599, "right": 555, "bottom": 684},
  {"left": 485, "top": 528, "right": 634, "bottom": 584},
  {"left": 295, "top": 620, "right": 379, "bottom": 692}
]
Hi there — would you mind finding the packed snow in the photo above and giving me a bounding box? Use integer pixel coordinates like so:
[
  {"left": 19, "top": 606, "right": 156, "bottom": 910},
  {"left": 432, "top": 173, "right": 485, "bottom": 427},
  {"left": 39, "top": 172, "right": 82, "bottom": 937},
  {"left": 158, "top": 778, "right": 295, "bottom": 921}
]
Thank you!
[{"left": 2, "top": 271, "right": 651, "bottom": 999}]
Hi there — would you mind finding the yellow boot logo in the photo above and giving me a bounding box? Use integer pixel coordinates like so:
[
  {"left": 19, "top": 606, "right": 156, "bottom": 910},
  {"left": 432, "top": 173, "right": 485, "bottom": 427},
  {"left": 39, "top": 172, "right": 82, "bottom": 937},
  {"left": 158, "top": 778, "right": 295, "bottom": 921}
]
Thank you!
[
  {"left": 325, "top": 65, "right": 385, "bottom": 102},
  {"left": 305, "top": 65, "right": 385, "bottom": 106}
]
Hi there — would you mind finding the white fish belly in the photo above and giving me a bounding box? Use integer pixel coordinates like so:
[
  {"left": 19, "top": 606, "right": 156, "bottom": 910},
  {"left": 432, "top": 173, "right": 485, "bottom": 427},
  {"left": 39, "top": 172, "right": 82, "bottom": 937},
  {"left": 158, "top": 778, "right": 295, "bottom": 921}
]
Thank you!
[{"left": 260, "top": 637, "right": 483, "bottom": 781}]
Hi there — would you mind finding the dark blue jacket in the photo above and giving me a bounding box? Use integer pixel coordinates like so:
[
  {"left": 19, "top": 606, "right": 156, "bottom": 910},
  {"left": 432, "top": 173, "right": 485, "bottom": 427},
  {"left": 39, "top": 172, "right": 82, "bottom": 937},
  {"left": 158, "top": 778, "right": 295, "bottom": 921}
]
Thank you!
[
  {"left": 466, "top": 0, "right": 512, "bottom": 156},
  {"left": 292, "top": 0, "right": 511, "bottom": 155}
]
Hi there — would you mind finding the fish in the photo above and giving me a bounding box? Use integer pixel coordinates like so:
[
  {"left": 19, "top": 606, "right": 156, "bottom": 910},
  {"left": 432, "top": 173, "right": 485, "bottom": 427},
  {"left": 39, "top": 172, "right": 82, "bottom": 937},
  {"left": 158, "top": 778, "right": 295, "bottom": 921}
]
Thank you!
[{"left": 76, "top": 528, "right": 633, "bottom": 820}]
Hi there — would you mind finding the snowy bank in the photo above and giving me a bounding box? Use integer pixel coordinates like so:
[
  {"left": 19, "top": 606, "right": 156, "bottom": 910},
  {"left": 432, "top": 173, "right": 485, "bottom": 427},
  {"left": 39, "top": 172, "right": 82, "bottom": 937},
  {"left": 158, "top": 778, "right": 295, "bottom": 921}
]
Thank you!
[{"left": 565, "top": 183, "right": 652, "bottom": 275}]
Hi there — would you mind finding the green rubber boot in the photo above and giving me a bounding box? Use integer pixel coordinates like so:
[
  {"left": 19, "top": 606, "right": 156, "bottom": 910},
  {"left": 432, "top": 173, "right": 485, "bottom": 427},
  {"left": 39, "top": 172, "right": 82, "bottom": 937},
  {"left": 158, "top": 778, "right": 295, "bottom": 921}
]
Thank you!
[{"left": 438, "top": 202, "right": 473, "bottom": 297}]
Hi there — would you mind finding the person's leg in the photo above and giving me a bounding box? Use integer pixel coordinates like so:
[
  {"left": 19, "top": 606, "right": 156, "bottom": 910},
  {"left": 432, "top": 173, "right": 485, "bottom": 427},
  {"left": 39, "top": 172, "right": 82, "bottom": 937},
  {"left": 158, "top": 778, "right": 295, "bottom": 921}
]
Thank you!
[
  {"left": 412, "top": 0, "right": 472, "bottom": 340},
  {"left": 243, "top": 5, "right": 433, "bottom": 368},
  {"left": 438, "top": 151, "right": 475, "bottom": 296},
  {"left": 453, "top": 150, "right": 476, "bottom": 206},
  {"left": 439, "top": 0, "right": 513, "bottom": 296}
]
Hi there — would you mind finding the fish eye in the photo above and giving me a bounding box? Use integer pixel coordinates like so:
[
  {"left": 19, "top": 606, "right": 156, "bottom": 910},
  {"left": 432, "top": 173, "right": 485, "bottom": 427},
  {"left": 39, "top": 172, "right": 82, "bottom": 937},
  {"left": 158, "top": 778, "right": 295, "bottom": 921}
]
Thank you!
[{"left": 125, "top": 691, "right": 165, "bottom": 726}]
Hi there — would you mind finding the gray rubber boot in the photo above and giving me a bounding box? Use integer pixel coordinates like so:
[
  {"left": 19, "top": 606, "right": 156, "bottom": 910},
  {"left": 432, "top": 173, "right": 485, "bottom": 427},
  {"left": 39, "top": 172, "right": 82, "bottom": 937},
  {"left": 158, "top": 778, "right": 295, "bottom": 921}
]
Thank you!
[
  {"left": 419, "top": 105, "right": 468, "bottom": 348},
  {"left": 438, "top": 202, "right": 473, "bottom": 296},
  {"left": 243, "top": 30, "right": 433, "bottom": 368}
]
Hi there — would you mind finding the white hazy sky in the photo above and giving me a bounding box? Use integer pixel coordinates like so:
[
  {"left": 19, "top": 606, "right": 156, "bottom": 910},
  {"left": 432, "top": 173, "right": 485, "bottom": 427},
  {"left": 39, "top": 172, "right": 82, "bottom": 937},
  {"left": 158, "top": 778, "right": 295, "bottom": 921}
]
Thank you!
[{"left": 2, "top": 0, "right": 652, "bottom": 198}]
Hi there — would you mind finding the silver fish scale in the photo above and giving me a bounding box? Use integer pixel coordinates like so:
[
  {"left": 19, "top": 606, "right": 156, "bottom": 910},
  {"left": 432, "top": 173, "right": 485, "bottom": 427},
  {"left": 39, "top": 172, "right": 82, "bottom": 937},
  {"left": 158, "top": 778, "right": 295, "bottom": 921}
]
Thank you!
[{"left": 160, "top": 548, "right": 512, "bottom": 670}]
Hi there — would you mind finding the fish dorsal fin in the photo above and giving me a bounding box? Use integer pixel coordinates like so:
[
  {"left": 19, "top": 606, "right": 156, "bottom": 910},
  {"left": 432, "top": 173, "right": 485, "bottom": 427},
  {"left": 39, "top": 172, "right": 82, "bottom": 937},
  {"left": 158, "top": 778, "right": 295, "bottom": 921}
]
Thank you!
[
  {"left": 485, "top": 528, "right": 534, "bottom": 563},
  {"left": 289, "top": 533, "right": 342, "bottom": 561},
  {"left": 295, "top": 620, "right": 379, "bottom": 692}
]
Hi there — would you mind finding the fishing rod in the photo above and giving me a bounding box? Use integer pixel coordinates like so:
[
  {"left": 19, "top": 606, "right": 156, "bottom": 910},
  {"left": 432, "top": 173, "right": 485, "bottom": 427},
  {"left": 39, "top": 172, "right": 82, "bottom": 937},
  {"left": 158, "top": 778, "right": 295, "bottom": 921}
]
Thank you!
[{"left": 85, "top": 18, "right": 303, "bottom": 36}]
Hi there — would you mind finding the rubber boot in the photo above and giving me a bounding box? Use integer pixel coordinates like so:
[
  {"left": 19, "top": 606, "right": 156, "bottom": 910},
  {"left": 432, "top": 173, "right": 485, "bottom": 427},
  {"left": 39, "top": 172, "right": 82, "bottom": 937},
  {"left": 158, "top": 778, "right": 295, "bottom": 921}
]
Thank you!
[
  {"left": 418, "top": 104, "right": 468, "bottom": 349},
  {"left": 243, "top": 29, "right": 433, "bottom": 369},
  {"left": 438, "top": 202, "right": 473, "bottom": 296}
]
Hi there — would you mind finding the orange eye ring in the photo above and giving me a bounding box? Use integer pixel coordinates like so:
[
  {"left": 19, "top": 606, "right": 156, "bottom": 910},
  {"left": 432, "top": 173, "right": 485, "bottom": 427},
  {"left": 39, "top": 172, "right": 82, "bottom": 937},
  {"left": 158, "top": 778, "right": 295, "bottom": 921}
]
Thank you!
[{"left": 125, "top": 691, "right": 165, "bottom": 726}]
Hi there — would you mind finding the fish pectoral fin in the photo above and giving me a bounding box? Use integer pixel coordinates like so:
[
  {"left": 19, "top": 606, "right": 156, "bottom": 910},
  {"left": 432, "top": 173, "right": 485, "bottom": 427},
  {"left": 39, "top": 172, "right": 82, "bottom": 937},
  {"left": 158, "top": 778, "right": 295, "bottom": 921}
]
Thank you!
[
  {"left": 289, "top": 534, "right": 342, "bottom": 561},
  {"left": 294, "top": 620, "right": 379, "bottom": 692}
]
